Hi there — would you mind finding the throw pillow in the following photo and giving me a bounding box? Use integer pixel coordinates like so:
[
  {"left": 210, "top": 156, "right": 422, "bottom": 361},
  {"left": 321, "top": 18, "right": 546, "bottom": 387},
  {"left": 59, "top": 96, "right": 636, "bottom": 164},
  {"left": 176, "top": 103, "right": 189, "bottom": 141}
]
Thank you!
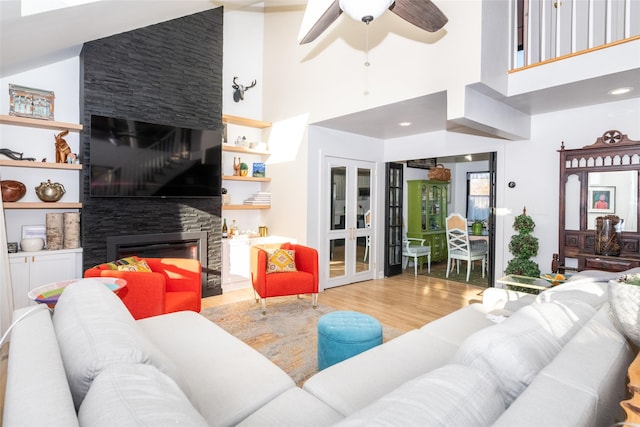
[
  {"left": 117, "top": 259, "right": 152, "bottom": 272},
  {"left": 266, "top": 249, "right": 297, "bottom": 274},
  {"left": 53, "top": 279, "right": 182, "bottom": 410},
  {"left": 79, "top": 364, "right": 208, "bottom": 427},
  {"left": 101, "top": 256, "right": 142, "bottom": 270}
]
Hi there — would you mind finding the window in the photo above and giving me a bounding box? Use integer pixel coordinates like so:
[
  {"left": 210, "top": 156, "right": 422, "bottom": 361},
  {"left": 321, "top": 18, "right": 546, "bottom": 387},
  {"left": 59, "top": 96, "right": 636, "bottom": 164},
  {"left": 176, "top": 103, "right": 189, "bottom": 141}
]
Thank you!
[{"left": 467, "top": 171, "right": 490, "bottom": 222}]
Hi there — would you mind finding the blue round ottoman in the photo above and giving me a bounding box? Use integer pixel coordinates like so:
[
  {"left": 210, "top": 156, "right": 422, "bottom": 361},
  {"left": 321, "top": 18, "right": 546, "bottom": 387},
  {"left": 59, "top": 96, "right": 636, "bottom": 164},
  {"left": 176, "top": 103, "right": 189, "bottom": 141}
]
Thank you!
[{"left": 317, "top": 311, "right": 382, "bottom": 370}]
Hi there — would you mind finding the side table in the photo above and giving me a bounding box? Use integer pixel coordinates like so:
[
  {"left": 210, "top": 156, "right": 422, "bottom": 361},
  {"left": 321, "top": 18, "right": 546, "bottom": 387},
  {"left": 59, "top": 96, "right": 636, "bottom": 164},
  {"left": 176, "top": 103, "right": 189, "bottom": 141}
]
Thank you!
[
  {"left": 496, "top": 274, "right": 553, "bottom": 295},
  {"left": 28, "top": 277, "right": 127, "bottom": 308}
]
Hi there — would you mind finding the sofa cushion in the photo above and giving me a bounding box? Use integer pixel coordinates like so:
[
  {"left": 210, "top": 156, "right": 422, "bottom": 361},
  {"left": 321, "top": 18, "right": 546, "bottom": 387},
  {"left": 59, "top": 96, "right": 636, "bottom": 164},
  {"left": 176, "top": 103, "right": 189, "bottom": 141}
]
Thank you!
[
  {"left": 453, "top": 301, "right": 596, "bottom": 406},
  {"left": 334, "top": 364, "right": 504, "bottom": 426},
  {"left": 303, "top": 304, "right": 494, "bottom": 417},
  {"left": 137, "top": 311, "right": 296, "bottom": 427},
  {"left": 53, "top": 279, "right": 180, "bottom": 410},
  {"left": 492, "top": 304, "right": 633, "bottom": 426},
  {"left": 535, "top": 272, "right": 611, "bottom": 308},
  {"left": 78, "top": 364, "right": 208, "bottom": 427}
]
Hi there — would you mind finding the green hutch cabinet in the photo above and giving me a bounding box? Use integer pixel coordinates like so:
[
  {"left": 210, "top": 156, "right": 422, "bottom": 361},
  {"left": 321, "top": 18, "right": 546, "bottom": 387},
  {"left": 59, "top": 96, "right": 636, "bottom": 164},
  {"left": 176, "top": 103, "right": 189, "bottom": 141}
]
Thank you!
[{"left": 407, "top": 180, "right": 449, "bottom": 262}]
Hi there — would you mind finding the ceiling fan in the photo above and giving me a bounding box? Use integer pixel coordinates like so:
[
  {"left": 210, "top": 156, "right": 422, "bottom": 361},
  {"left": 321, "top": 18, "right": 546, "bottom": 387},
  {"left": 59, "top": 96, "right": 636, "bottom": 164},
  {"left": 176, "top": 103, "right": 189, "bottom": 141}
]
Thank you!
[{"left": 298, "top": 0, "right": 448, "bottom": 45}]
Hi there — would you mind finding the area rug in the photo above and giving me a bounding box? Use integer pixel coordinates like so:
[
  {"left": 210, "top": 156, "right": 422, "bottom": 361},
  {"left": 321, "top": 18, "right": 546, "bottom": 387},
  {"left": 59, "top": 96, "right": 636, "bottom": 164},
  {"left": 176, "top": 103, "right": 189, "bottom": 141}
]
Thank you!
[
  {"left": 421, "top": 261, "right": 489, "bottom": 288},
  {"left": 200, "top": 297, "right": 403, "bottom": 386}
]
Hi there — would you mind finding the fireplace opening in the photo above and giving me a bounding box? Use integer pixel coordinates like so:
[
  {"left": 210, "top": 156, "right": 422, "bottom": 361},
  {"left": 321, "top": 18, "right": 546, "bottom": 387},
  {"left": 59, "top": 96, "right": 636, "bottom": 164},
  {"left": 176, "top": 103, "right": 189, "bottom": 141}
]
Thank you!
[{"left": 107, "top": 231, "right": 208, "bottom": 292}]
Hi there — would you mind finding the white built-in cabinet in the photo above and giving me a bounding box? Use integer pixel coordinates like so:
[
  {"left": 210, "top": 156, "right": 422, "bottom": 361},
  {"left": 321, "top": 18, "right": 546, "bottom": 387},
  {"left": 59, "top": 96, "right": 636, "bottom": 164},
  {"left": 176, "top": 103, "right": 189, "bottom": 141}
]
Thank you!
[
  {"left": 221, "top": 236, "right": 297, "bottom": 292},
  {"left": 8, "top": 248, "right": 82, "bottom": 309},
  {"left": 1, "top": 114, "right": 83, "bottom": 309}
]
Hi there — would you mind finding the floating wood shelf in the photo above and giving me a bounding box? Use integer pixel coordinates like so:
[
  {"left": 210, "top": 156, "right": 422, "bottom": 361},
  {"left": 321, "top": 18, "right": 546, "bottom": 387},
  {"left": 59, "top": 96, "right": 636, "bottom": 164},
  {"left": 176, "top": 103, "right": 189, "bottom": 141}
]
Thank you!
[
  {"left": 222, "top": 205, "right": 270, "bottom": 210},
  {"left": 222, "top": 114, "right": 271, "bottom": 129},
  {"left": 0, "top": 159, "right": 82, "bottom": 170},
  {"left": 221, "top": 145, "right": 270, "bottom": 155},
  {"left": 222, "top": 175, "right": 270, "bottom": 182},
  {"left": 0, "top": 115, "right": 83, "bottom": 131},
  {"left": 2, "top": 202, "right": 82, "bottom": 209}
]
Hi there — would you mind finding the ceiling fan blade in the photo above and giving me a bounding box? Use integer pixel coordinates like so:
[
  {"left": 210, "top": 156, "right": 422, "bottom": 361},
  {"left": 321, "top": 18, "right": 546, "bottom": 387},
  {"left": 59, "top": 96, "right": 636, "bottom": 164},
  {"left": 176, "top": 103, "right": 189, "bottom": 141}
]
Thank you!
[
  {"left": 389, "top": 0, "right": 448, "bottom": 33},
  {"left": 298, "top": 0, "right": 342, "bottom": 45}
]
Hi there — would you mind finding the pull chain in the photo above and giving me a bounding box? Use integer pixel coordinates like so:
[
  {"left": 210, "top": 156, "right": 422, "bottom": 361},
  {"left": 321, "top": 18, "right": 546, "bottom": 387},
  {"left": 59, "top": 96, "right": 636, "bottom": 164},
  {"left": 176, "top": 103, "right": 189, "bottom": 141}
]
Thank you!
[{"left": 364, "top": 22, "right": 370, "bottom": 67}]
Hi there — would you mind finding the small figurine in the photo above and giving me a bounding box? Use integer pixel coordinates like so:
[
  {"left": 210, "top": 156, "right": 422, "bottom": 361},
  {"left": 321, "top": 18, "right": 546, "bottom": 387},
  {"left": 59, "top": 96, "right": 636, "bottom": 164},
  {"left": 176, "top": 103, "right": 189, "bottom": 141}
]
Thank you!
[
  {"left": 55, "top": 129, "right": 71, "bottom": 163},
  {"left": 233, "top": 157, "right": 241, "bottom": 176},
  {"left": 0, "top": 148, "right": 35, "bottom": 161},
  {"left": 66, "top": 153, "right": 77, "bottom": 164}
]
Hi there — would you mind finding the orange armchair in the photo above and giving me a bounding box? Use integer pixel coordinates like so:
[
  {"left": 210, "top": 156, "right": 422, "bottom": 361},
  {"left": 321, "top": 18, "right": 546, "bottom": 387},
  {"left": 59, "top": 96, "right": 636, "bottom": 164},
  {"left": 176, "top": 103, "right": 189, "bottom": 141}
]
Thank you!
[
  {"left": 84, "top": 257, "right": 202, "bottom": 319},
  {"left": 250, "top": 242, "right": 319, "bottom": 314}
]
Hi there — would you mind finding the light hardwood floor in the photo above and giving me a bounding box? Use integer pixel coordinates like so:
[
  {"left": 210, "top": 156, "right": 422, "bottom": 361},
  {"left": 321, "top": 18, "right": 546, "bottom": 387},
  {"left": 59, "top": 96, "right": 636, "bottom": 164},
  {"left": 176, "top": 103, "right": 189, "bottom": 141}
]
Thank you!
[{"left": 202, "top": 271, "right": 487, "bottom": 333}]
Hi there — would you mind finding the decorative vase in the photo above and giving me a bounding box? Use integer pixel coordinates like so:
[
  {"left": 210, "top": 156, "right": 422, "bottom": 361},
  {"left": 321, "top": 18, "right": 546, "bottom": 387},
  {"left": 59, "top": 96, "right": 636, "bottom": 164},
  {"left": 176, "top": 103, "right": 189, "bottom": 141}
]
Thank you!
[
  {"left": 472, "top": 221, "right": 483, "bottom": 236},
  {"left": 595, "top": 215, "right": 621, "bottom": 256},
  {"left": 608, "top": 279, "right": 640, "bottom": 347},
  {"left": 35, "top": 179, "right": 66, "bottom": 202}
]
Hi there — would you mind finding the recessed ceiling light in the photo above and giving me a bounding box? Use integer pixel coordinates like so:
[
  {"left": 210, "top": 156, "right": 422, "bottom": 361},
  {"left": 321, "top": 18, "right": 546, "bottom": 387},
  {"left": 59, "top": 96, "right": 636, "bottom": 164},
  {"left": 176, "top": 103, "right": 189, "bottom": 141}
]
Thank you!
[
  {"left": 398, "top": 121, "right": 412, "bottom": 127},
  {"left": 608, "top": 87, "right": 633, "bottom": 96}
]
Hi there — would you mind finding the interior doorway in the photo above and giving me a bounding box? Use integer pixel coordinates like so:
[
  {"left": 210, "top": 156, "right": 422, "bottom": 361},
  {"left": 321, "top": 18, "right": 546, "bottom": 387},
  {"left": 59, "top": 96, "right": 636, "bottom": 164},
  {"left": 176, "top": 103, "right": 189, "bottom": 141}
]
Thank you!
[
  {"left": 396, "top": 152, "right": 496, "bottom": 287},
  {"left": 324, "top": 157, "right": 376, "bottom": 289}
]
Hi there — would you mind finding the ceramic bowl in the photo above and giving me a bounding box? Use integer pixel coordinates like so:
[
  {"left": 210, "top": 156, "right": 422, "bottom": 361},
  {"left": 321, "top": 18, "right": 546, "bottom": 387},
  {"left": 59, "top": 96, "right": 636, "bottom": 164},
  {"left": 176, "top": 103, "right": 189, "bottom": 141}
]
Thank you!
[
  {"left": 1, "top": 180, "right": 26, "bottom": 202},
  {"left": 20, "top": 238, "right": 45, "bottom": 252}
]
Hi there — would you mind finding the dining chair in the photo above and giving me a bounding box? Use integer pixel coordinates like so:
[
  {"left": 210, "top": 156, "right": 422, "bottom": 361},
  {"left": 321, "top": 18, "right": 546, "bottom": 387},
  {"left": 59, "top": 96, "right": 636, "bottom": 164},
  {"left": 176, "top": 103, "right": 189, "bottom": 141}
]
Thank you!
[
  {"left": 445, "top": 213, "right": 487, "bottom": 282},
  {"left": 402, "top": 238, "right": 431, "bottom": 276}
]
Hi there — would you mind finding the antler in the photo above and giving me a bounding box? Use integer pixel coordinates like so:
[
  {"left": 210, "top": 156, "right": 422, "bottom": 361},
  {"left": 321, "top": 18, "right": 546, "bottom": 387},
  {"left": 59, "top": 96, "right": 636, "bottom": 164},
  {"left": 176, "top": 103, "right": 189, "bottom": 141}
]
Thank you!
[
  {"left": 232, "top": 76, "right": 240, "bottom": 89},
  {"left": 245, "top": 80, "right": 257, "bottom": 90}
]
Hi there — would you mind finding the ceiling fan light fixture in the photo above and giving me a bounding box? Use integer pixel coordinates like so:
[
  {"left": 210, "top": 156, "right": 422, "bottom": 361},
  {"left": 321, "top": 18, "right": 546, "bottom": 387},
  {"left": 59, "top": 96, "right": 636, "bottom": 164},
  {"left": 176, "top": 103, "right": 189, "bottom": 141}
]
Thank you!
[{"left": 339, "top": 0, "right": 394, "bottom": 24}]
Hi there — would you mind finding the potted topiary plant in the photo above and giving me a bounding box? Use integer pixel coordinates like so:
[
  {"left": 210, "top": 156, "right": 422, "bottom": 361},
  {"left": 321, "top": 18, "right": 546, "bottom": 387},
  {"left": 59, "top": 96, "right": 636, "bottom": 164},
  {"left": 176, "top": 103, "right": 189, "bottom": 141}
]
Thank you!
[
  {"left": 609, "top": 273, "right": 640, "bottom": 347},
  {"left": 505, "top": 207, "right": 540, "bottom": 277}
]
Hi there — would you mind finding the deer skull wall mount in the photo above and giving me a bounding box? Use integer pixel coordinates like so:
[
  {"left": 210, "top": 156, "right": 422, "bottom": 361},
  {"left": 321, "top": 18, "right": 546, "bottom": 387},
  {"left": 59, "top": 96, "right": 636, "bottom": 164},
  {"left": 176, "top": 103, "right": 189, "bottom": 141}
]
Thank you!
[{"left": 232, "top": 77, "right": 257, "bottom": 102}]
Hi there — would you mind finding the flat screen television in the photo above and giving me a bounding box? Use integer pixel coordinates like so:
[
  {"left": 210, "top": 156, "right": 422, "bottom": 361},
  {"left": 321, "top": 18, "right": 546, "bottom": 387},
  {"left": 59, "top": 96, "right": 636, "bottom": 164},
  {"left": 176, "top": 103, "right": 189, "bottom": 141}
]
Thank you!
[{"left": 90, "top": 115, "right": 221, "bottom": 198}]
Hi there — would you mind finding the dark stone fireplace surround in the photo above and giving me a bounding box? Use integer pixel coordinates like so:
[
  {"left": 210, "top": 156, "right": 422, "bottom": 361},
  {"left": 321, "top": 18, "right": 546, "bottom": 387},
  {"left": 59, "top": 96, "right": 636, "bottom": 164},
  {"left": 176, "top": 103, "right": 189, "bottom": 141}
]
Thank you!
[{"left": 80, "top": 8, "right": 224, "bottom": 296}]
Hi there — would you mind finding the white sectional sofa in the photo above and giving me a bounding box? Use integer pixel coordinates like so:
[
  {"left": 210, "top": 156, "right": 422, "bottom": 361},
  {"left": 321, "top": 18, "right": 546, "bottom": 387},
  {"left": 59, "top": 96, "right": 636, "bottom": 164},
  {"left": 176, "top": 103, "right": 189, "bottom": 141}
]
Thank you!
[{"left": 3, "top": 269, "right": 636, "bottom": 426}]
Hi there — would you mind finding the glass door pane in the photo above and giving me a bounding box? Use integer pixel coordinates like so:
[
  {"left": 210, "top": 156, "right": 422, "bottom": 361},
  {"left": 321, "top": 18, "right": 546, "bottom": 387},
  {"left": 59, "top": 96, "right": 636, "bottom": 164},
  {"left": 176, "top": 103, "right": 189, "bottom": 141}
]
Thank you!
[
  {"left": 329, "top": 166, "right": 346, "bottom": 279},
  {"left": 385, "top": 163, "right": 403, "bottom": 276},
  {"left": 355, "top": 168, "right": 371, "bottom": 273}
]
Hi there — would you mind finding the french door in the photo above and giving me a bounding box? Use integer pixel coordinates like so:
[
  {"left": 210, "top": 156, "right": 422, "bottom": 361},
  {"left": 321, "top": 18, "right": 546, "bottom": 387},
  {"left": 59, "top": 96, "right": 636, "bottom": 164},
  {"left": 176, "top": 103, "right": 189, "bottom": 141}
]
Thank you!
[{"left": 324, "top": 157, "right": 375, "bottom": 289}]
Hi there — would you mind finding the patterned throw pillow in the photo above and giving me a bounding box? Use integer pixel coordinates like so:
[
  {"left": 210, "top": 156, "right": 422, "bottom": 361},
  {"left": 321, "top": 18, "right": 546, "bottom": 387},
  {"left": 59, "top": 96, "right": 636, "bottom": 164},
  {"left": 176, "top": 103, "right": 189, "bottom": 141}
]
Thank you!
[
  {"left": 117, "top": 259, "right": 152, "bottom": 272},
  {"left": 266, "top": 249, "right": 297, "bottom": 274},
  {"left": 102, "top": 256, "right": 141, "bottom": 270}
]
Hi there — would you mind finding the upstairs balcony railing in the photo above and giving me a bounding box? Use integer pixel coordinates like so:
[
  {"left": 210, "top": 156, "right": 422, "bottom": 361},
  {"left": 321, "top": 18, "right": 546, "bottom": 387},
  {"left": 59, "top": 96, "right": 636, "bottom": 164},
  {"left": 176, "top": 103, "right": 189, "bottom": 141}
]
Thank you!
[{"left": 511, "top": 0, "right": 640, "bottom": 70}]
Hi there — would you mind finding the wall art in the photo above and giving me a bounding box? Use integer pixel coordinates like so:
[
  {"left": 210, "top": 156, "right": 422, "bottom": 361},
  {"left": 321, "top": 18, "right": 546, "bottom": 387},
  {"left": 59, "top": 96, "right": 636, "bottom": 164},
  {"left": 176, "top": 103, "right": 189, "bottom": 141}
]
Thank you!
[{"left": 9, "top": 84, "right": 55, "bottom": 120}]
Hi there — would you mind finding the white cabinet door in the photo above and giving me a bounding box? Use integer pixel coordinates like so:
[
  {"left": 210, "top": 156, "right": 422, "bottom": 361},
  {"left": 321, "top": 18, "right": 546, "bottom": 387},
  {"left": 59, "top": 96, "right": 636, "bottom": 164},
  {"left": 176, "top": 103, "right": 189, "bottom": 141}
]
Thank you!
[
  {"left": 8, "top": 256, "right": 31, "bottom": 309},
  {"left": 29, "top": 252, "right": 78, "bottom": 289},
  {"left": 8, "top": 249, "right": 82, "bottom": 309},
  {"left": 228, "top": 240, "right": 251, "bottom": 281}
]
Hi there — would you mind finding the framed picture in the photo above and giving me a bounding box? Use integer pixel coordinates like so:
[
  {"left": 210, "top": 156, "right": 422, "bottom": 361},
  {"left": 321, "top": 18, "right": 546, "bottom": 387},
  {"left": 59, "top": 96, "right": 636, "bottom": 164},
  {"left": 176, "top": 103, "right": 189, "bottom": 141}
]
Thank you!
[
  {"left": 588, "top": 186, "right": 615, "bottom": 213},
  {"left": 252, "top": 162, "right": 265, "bottom": 178},
  {"left": 9, "top": 84, "right": 55, "bottom": 120},
  {"left": 22, "top": 225, "right": 47, "bottom": 248},
  {"left": 407, "top": 158, "right": 437, "bottom": 170}
]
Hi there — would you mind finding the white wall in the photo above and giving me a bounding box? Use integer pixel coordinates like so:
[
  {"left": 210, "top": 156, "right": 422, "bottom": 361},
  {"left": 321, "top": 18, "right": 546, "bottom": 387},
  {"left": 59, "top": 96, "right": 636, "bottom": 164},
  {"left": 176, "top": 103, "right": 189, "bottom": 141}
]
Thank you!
[
  {"left": 256, "top": 1, "right": 488, "bottom": 252},
  {"left": 263, "top": 1, "right": 483, "bottom": 125},
  {"left": 222, "top": 8, "right": 264, "bottom": 120},
  {"left": 382, "top": 97, "right": 640, "bottom": 278},
  {"left": 307, "top": 126, "right": 384, "bottom": 273},
  {"left": 0, "top": 57, "right": 80, "bottom": 243}
]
